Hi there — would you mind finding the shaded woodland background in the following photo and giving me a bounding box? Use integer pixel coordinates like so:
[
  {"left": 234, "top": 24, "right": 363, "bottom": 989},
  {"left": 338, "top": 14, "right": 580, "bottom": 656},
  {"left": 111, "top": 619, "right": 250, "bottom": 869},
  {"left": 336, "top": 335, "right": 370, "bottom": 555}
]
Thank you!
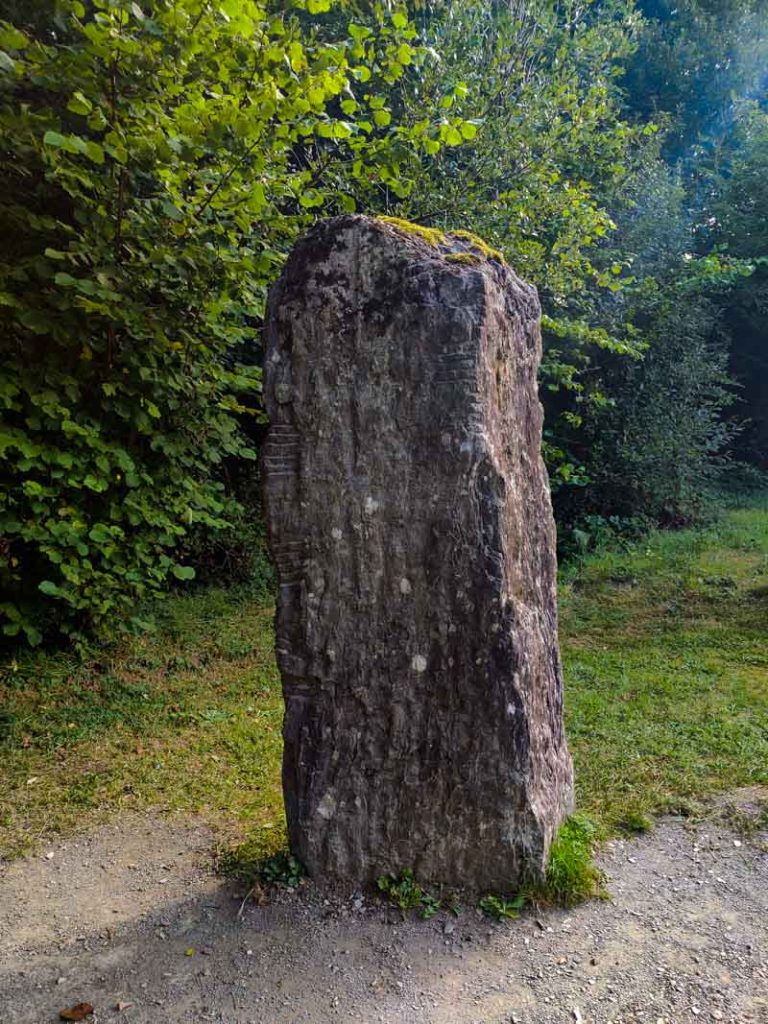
[{"left": 1, "top": 0, "right": 767, "bottom": 645}]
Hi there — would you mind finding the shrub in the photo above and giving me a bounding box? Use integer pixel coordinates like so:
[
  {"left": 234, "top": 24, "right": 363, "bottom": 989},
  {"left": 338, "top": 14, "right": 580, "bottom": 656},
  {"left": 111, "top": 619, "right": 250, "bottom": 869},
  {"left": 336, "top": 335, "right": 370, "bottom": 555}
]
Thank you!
[{"left": 0, "top": 0, "right": 448, "bottom": 643}]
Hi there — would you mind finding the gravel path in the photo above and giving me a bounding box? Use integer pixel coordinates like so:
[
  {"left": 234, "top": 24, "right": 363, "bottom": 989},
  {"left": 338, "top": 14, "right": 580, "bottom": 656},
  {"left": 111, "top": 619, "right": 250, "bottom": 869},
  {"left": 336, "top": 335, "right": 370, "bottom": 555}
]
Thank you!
[{"left": 1, "top": 799, "right": 766, "bottom": 1024}]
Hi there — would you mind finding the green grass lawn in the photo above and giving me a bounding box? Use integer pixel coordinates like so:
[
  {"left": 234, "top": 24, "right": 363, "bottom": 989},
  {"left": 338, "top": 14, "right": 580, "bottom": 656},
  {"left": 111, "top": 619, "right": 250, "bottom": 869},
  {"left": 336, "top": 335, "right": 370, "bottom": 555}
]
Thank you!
[
  {"left": 561, "top": 497, "right": 768, "bottom": 831},
  {"left": 1, "top": 499, "right": 767, "bottom": 861}
]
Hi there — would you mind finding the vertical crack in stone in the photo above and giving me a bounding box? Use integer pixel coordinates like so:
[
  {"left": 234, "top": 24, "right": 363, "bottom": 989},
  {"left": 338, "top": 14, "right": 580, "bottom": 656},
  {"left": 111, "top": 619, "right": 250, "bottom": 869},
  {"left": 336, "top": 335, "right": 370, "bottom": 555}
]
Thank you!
[{"left": 263, "top": 215, "right": 574, "bottom": 889}]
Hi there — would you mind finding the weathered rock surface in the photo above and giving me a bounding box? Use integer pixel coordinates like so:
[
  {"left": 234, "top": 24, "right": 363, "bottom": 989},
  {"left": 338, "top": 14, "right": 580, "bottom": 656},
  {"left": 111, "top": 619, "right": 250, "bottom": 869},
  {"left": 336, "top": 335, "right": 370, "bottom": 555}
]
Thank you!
[{"left": 262, "top": 215, "right": 573, "bottom": 889}]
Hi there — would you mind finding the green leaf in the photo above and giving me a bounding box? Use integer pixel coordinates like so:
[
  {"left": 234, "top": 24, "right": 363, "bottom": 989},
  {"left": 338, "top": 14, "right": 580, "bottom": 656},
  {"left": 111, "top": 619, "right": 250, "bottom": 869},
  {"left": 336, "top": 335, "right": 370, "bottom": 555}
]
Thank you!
[
  {"left": 24, "top": 624, "right": 43, "bottom": 646},
  {"left": 172, "top": 565, "right": 196, "bottom": 581},
  {"left": 67, "top": 91, "right": 93, "bottom": 116},
  {"left": 89, "top": 524, "right": 112, "bottom": 544},
  {"left": 161, "top": 200, "right": 183, "bottom": 221},
  {"left": 104, "top": 142, "right": 128, "bottom": 164},
  {"left": 0, "top": 26, "right": 29, "bottom": 49},
  {"left": 42, "top": 130, "right": 68, "bottom": 149},
  {"left": 84, "top": 141, "right": 104, "bottom": 164},
  {"left": 298, "top": 189, "right": 324, "bottom": 208}
]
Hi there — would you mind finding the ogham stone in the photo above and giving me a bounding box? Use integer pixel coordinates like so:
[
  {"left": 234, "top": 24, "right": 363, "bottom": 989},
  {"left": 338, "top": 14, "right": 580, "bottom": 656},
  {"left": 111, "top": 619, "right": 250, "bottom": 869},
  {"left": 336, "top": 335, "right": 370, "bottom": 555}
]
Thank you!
[{"left": 262, "top": 215, "right": 574, "bottom": 890}]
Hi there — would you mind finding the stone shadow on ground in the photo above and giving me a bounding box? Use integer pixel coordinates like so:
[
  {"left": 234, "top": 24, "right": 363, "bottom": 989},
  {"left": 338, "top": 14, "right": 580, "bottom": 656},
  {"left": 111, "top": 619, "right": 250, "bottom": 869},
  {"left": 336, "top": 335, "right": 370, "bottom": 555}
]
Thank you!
[{"left": 0, "top": 812, "right": 766, "bottom": 1024}]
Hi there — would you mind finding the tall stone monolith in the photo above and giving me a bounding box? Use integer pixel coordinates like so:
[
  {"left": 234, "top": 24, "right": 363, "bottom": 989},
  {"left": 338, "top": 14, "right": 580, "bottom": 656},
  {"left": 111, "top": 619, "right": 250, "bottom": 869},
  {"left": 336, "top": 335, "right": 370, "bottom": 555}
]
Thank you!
[{"left": 262, "top": 215, "right": 573, "bottom": 890}]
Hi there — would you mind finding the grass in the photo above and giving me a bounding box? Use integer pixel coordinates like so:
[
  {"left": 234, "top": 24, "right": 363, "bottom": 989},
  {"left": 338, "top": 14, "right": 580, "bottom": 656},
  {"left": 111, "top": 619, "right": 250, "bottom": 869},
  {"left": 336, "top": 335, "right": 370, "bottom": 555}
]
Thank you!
[
  {"left": 560, "top": 496, "right": 768, "bottom": 830},
  {"left": 1, "top": 499, "right": 766, "bottom": 870},
  {"left": 0, "top": 585, "right": 285, "bottom": 859},
  {"left": 542, "top": 814, "right": 606, "bottom": 905}
]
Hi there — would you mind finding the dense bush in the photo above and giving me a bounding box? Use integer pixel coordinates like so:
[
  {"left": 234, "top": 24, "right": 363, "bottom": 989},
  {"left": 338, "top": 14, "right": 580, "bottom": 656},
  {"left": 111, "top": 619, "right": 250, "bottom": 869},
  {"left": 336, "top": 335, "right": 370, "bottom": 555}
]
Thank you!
[
  {"left": 551, "top": 153, "right": 750, "bottom": 536},
  {"left": 0, "top": 0, "right": 457, "bottom": 643},
  {"left": 711, "top": 108, "right": 768, "bottom": 469},
  {"left": 578, "top": 280, "right": 738, "bottom": 527}
]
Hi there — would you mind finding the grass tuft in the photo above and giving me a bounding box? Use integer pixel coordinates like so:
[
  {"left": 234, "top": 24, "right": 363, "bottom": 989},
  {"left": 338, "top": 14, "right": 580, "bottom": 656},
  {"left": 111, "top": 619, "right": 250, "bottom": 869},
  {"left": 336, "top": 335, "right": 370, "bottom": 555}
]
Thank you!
[
  {"left": 539, "top": 814, "right": 606, "bottom": 906},
  {"left": 617, "top": 811, "right": 655, "bottom": 835},
  {"left": 478, "top": 815, "right": 604, "bottom": 917}
]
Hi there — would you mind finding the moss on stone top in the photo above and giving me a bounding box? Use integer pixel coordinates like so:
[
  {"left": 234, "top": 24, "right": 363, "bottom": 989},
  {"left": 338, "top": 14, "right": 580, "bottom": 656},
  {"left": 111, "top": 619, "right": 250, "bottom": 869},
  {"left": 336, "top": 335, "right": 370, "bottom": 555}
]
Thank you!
[
  {"left": 451, "top": 229, "right": 505, "bottom": 262},
  {"left": 376, "top": 216, "right": 505, "bottom": 264},
  {"left": 377, "top": 216, "right": 447, "bottom": 248},
  {"left": 445, "top": 251, "right": 483, "bottom": 265}
]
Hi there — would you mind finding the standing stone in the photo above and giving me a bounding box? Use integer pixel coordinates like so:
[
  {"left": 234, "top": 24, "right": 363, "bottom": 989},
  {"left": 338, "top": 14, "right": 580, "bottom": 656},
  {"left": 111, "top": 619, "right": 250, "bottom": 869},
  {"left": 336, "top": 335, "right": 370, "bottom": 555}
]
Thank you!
[{"left": 262, "top": 215, "right": 573, "bottom": 890}]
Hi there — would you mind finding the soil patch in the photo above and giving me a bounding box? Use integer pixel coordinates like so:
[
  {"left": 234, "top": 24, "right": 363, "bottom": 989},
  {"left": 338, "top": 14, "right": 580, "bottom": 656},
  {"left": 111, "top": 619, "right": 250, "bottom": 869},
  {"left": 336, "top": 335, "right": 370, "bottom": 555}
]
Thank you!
[{"left": 1, "top": 809, "right": 766, "bottom": 1023}]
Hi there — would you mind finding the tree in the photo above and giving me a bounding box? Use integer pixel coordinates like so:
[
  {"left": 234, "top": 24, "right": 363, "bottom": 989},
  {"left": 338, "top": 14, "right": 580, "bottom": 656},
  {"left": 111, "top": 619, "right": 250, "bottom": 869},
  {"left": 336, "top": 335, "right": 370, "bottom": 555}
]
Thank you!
[
  {"left": 623, "top": 0, "right": 768, "bottom": 162},
  {"left": 710, "top": 107, "right": 768, "bottom": 467},
  {"left": 392, "top": 0, "right": 651, "bottom": 489}
]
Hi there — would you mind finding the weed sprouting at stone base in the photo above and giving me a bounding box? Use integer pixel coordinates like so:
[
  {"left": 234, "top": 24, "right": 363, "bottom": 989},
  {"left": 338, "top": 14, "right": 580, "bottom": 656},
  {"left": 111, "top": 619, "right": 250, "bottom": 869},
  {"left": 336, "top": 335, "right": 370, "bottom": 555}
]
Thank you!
[
  {"left": 478, "top": 893, "right": 526, "bottom": 920},
  {"left": 376, "top": 869, "right": 442, "bottom": 919},
  {"left": 219, "top": 842, "right": 305, "bottom": 890},
  {"left": 478, "top": 815, "right": 606, "bottom": 920},
  {"left": 377, "top": 815, "right": 605, "bottom": 925}
]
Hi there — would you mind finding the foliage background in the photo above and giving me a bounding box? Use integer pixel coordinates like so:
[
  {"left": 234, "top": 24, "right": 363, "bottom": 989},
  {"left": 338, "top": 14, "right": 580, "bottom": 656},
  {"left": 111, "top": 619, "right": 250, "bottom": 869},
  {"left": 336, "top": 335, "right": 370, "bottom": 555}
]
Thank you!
[
  {"left": 0, "top": 0, "right": 766, "bottom": 643},
  {"left": 0, "top": 0, "right": 465, "bottom": 642}
]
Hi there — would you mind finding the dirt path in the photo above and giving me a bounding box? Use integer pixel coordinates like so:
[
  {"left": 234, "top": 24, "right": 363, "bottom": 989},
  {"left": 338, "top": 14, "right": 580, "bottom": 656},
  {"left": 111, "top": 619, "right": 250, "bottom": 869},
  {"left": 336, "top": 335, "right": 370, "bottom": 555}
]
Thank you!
[{"left": 1, "top": 805, "right": 766, "bottom": 1024}]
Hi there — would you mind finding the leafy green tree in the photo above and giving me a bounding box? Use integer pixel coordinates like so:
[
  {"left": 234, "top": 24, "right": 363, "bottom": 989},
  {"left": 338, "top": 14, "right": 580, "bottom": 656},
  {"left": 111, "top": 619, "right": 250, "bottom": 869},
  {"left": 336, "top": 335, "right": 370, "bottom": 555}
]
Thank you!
[
  {"left": 623, "top": 0, "right": 768, "bottom": 162},
  {"left": 551, "top": 134, "right": 753, "bottom": 534},
  {"left": 709, "top": 107, "right": 768, "bottom": 467},
  {"left": 393, "top": 0, "right": 651, "bottom": 488},
  {"left": 575, "top": 273, "right": 739, "bottom": 527},
  {"left": 0, "top": 0, "right": 454, "bottom": 643}
]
